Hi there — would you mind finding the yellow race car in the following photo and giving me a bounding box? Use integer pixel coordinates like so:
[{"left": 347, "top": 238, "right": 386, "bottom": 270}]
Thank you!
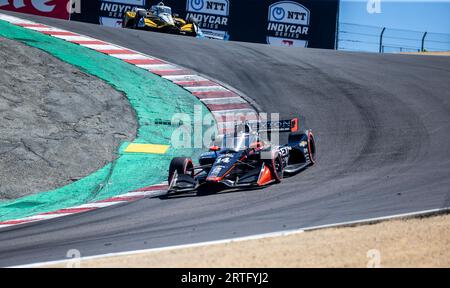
[{"left": 122, "top": 2, "right": 201, "bottom": 37}]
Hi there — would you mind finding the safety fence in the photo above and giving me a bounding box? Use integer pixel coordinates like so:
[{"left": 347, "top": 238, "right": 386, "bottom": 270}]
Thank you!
[{"left": 337, "top": 22, "right": 450, "bottom": 53}]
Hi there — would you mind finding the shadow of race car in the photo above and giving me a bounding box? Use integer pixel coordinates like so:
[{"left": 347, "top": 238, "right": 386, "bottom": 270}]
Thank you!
[
  {"left": 168, "top": 118, "right": 316, "bottom": 194},
  {"left": 122, "top": 2, "right": 201, "bottom": 37}
]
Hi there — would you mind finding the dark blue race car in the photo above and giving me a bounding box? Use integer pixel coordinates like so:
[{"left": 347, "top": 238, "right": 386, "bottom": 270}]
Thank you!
[{"left": 167, "top": 118, "right": 316, "bottom": 194}]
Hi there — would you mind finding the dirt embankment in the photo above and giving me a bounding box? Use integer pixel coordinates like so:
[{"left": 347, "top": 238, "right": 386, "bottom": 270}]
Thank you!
[{"left": 0, "top": 37, "right": 137, "bottom": 200}]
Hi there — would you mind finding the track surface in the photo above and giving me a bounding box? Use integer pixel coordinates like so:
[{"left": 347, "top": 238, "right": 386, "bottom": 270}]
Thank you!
[{"left": 1, "top": 12, "right": 450, "bottom": 266}]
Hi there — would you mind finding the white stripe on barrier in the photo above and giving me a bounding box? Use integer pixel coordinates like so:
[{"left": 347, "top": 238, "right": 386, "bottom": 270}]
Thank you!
[
  {"left": 69, "top": 202, "right": 125, "bottom": 209},
  {"left": 51, "top": 35, "right": 98, "bottom": 42},
  {"left": 80, "top": 44, "right": 124, "bottom": 51},
  {"left": 117, "top": 189, "right": 167, "bottom": 198},
  {"left": 26, "top": 27, "right": 68, "bottom": 32},
  {"left": 201, "top": 97, "right": 246, "bottom": 105},
  {"left": 213, "top": 109, "right": 257, "bottom": 116},
  {"left": 163, "top": 75, "right": 209, "bottom": 82},
  {"left": 21, "top": 213, "right": 73, "bottom": 221},
  {"left": 185, "top": 86, "right": 228, "bottom": 92},
  {"left": 138, "top": 64, "right": 178, "bottom": 71},
  {"left": 109, "top": 54, "right": 150, "bottom": 60}
]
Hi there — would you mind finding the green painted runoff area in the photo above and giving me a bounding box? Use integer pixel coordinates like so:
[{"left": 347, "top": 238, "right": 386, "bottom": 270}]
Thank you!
[{"left": 0, "top": 20, "right": 216, "bottom": 221}]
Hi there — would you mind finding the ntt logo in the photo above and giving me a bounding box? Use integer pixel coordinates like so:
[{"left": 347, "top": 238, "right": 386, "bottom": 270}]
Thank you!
[
  {"left": 268, "top": 1, "right": 309, "bottom": 25},
  {"left": 272, "top": 7, "right": 285, "bottom": 21},
  {"left": 187, "top": 0, "right": 229, "bottom": 16},
  {"left": 191, "top": 0, "right": 204, "bottom": 11}
]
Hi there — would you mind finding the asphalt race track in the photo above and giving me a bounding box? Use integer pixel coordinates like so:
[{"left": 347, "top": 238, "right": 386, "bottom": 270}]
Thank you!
[{"left": 1, "top": 11, "right": 450, "bottom": 266}]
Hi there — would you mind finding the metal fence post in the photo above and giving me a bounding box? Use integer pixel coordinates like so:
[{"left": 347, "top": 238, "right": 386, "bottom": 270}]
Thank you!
[
  {"left": 379, "top": 27, "right": 386, "bottom": 53},
  {"left": 421, "top": 32, "right": 428, "bottom": 52}
]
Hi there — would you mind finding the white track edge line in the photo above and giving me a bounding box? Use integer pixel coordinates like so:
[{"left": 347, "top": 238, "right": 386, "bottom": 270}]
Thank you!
[{"left": 9, "top": 206, "right": 450, "bottom": 268}]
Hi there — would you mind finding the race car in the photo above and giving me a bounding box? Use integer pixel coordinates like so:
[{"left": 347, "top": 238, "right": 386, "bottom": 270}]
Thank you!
[
  {"left": 122, "top": 2, "right": 201, "bottom": 37},
  {"left": 167, "top": 118, "right": 316, "bottom": 194}
]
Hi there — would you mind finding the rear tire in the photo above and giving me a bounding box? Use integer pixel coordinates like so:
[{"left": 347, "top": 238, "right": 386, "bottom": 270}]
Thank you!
[
  {"left": 168, "top": 157, "right": 194, "bottom": 184},
  {"left": 307, "top": 131, "right": 316, "bottom": 164},
  {"left": 187, "top": 16, "right": 198, "bottom": 25}
]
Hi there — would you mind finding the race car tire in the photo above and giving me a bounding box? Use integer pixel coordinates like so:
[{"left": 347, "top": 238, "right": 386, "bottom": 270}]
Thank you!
[
  {"left": 136, "top": 9, "right": 147, "bottom": 18},
  {"left": 288, "top": 130, "right": 316, "bottom": 165},
  {"left": 264, "top": 152, "right": 283, "bottom": 183},
  {"left": 307, "top": 130, "right": 316, "bottom": 165},
  {"left": 168, "top": 157, "right": 194, "bottom": 184},
  {"left": 187, "top": 16, "right": 198, "bottom": 25}
]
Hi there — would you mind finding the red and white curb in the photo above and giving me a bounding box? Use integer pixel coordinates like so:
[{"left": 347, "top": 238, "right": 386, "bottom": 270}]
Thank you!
[
  {"left": 0, "top": 13, "right": 258, "bottom": 229},
  {"left": 0, "top": 184, "right": 168, "bottom": 229}
]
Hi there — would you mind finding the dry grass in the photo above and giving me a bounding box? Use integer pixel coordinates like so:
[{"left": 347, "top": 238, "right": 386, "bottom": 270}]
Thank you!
[
  {"left": 401, "top": 51, "right": 450, "bottom": 56},
  {"left": 45, "top": 213, "right": 450, "bottom": 268}
]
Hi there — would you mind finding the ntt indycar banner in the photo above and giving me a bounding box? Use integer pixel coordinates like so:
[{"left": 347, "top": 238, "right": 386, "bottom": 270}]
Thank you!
[
  {"left": 98, "top": 0, "right": 145, "bottom": 27},
  {"left": 185, "top": 0, "right": 230, "bottom": 40},
  {"left": 161, "top": 0, "right": 338, "bottom": 49},
  {"left": 267, "top": 1, "right": 311, "bottom": 47},
  {"left": 0, "top": 0, "right": 338, "bottom": 49},
  {"left": 69, "top": 0, "right": 146, "bottom": 26}
]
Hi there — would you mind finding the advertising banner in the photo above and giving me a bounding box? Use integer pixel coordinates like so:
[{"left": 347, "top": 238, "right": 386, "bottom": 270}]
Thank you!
[
  {"left": 0, "top": 0, "right": 71, "bottom": 20},
  {"left": 0, "top": 0, "right": 339, "bottom": 49},
  {"left": 185, "top": 0, "right": 230, "bottom": 40},
  {"left": 161, "top": 0, "right": 339, "bottom": 49},
  {"left": 98, "top": 0, "right": 145, "bottom": 27}
]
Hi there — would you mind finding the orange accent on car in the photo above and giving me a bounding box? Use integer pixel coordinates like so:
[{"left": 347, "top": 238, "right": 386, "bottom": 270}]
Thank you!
[
  {"left": 257, "top": 165, "right": 274, "bottom": 186},
  {"left": 209, "top": 145, "right": 220, "bottom": 151},
  {"left": 250, "top": 142, "right": 263, "bottom": 149},
  {"left": 291, "top": 118, "right": 299, "bottom": 132}
]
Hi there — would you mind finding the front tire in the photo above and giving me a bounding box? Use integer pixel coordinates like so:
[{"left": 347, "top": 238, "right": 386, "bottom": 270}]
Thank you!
[
  {"left": 168, "top": 157, "right": 194, "bottom": 184},
  {"left": 264, "top": 152, "right": 283, "bottom": 183}
]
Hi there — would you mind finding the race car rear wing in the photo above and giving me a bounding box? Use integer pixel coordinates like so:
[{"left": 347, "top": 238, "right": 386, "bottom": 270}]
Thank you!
[{"left": 243, "top": 117, "right": 299, "bottom": 133}]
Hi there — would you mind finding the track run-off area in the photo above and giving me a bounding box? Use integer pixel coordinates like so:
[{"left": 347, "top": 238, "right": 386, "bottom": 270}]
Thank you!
[{"left": 0, "top": 11, "right": 449, "bottom": 267}]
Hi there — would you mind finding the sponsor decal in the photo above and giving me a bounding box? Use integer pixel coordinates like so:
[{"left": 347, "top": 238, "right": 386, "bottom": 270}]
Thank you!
[
  {"left": 209, "top": 165, "right": 223, "bottom": 177},
  {"left": 99, "top": 0, "right": 145, "bottom": 27},
  {"left": 216, "top": 155, "right": 231, "bottom": 163},
  {"left": 266, "top": 1, "right": 310, "bottom": 47},
  {"left": 278, "top": 146, "right": 291, "bottom": 157},
  {"left": 0, "top": 0, "right": 70, "bottom": 19},
  {"left": 299, "top": 141, "right": 307, "bottom": 147},
  {"left": 186, "top": 0, "right": 230, "bottom": 40},
  {"left": 254, "top": 119, "right": 292, "bottom": 132}
]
